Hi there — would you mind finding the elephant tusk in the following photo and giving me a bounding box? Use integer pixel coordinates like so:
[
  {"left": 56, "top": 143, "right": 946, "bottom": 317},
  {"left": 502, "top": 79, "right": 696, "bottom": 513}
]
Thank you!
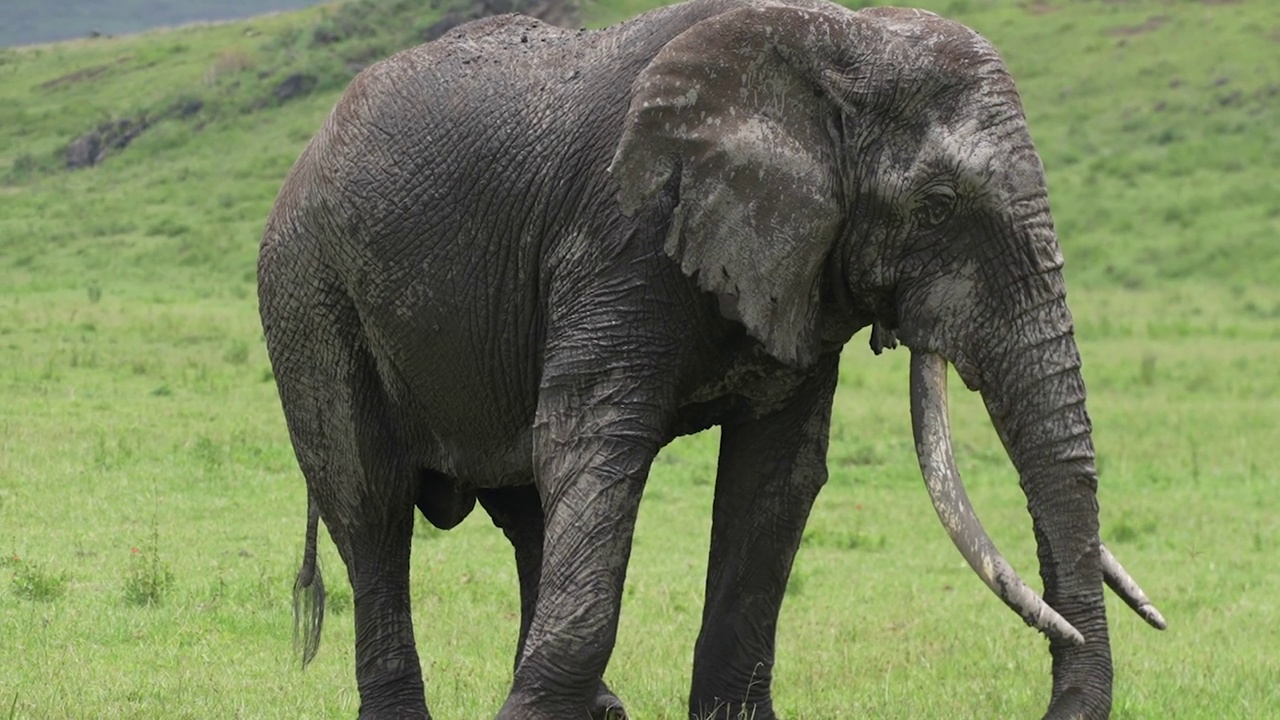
[
  {"left": 1100, "top": 543, "right": 1167, "bottom": 630},
  {"left": 909, "top": 351, "right": 1085, "bottom": 647}
]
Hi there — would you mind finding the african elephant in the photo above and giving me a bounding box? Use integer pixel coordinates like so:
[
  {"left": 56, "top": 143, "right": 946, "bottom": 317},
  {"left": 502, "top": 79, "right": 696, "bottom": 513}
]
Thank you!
[{"left": 257, "top": 0, "right": 1164, "bottom": 717}]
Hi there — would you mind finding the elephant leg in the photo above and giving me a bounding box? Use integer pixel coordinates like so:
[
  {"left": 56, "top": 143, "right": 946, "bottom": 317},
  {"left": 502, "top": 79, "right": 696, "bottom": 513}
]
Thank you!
[
  {"left": 266, "top": 289, "right": 427, "bottom": 718},
  {"left": 342, "top": 505, "right": 422, "bottom": 720},
  {"left": 478, "top": 486, "right": 627, "bottom": 720},
  {"left": 494, "top": 351, "right": 673, "bottom": 719},
  {"left": 688, "top": 354, "right": 840, "bottom": 720}
]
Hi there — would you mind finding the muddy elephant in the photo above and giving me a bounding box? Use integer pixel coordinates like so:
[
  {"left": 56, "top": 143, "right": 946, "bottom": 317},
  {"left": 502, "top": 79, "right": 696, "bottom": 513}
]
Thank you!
[{"left": 258, "top": 0, "right": 1163, "bottom": 717}]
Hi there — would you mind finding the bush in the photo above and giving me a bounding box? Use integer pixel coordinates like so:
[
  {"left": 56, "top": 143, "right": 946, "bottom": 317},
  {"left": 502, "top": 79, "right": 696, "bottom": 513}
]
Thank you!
[
  {"left": 122, "top": 544, "right": 174, "bottom": 607},
  {"left": 10, "top": 556, "right": 70, "bottom": 602}
]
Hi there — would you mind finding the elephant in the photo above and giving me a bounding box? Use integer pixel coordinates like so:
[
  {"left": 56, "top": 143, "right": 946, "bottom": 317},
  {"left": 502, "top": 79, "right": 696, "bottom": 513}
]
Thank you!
[{"left": 257, "top": 0, "right": 1165, "bottom": 717}]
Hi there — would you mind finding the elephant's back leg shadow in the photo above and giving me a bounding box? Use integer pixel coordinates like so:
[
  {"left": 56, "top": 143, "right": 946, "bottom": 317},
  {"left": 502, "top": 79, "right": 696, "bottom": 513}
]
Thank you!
[{"left": 415, "top": 469, "right": 476, "bottom": 530}]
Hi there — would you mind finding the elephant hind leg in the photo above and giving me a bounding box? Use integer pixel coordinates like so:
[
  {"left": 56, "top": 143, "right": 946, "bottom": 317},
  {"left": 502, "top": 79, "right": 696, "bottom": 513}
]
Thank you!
[
  {"left": 264, "top": 282, "right": 428, "bottom": 717},
  {"left": 477, "top": 485, "right": 628, "bottom": 720}
]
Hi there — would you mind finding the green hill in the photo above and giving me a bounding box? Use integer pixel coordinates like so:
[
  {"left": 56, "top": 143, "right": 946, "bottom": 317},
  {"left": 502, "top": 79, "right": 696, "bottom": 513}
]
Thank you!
[
  {"left": 1, "top": 0, "right": 1275, "bottom": 299},
  {"left": 0, "top": 0, "right": 582, "bottom": 300}
]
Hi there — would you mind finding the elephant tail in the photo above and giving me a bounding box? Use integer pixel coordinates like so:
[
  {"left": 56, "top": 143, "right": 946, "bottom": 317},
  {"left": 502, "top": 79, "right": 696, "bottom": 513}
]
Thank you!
[{"left": 293, "top": 493, "right": 325, "bottom": 667}]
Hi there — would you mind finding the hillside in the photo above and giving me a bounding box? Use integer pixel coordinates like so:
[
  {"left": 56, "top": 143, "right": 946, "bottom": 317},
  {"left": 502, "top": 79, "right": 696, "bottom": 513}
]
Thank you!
[
  {"left": 0, "top": 0, "right": 1276, "bottom": 299},
  {"left": 0, "top": 1, "right": 332, "bottom": 47}
]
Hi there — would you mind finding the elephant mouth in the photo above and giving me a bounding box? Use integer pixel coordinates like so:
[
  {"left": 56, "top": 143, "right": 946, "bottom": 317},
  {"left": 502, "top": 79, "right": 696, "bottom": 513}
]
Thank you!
[
  {"left": 907, "top": 350, "right": 1167, "bottom": 641},
  {"left": 861, "top": 289, "right": 902, "bottom": 356}
]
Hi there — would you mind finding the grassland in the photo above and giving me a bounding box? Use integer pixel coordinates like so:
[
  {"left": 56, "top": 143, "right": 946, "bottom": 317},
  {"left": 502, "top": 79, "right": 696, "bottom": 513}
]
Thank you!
[{"left": 1, "top": 0, "right": 1278, "bottom": 717}]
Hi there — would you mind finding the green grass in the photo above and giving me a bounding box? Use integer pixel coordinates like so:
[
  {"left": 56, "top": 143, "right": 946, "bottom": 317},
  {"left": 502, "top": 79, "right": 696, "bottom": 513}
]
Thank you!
[{"left": 1, "top": 0, "right": 1277, "bottom": 717}]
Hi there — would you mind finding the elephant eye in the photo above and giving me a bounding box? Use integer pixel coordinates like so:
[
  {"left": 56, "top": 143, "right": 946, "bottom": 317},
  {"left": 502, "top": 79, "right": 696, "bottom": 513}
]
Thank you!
[{"left": 914, "top": 187, "right": 956, "bottom": 229}]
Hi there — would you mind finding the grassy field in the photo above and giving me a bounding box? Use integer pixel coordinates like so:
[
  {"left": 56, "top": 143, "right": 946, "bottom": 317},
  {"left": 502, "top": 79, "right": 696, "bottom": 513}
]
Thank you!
[{"left": 1, "top": 0, "right": 1278, "bottom": 717}]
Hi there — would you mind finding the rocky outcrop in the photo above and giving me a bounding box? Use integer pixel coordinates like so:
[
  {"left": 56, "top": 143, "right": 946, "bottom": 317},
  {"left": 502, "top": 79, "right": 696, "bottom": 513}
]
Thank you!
[{"left": 65, "top": 116, "right": 150, "bottom": 169}]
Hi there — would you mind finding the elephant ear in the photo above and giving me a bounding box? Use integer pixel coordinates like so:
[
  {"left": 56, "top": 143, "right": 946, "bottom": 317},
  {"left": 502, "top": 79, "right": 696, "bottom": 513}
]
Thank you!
[{"left": 609, "top": 3, "right": 852, "bottom": 367}]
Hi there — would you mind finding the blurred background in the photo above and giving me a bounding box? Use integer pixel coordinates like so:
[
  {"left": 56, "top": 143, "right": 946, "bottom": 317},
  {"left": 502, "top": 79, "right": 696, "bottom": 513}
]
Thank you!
[{"left": 2, "top": 1, "right": 332, "bottom": 46}]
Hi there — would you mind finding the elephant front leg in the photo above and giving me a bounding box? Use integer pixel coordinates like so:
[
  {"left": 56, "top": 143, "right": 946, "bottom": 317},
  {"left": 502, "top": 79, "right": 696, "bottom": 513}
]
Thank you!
[
  {"left": 689, "top": 354, "right": 840, "bottom": 720},
  {"left": 478, "top": 485, "right": 628, "bottom": 720},
  {"left": 495, "top": 377, "right": 670, "bottom": 720}
]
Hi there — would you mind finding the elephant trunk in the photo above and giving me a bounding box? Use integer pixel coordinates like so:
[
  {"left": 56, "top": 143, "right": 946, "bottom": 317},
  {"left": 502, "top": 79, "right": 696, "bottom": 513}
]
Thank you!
[
  {"left": 909, "top": 292, "right": 1165, "bottom": 716},
  {"left": 980, "top": 321, "right": 1114, "bottom": 716}
]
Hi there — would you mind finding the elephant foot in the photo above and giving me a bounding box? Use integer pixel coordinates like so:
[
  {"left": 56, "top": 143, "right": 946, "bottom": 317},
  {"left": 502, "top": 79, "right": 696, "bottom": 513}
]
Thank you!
[
  {"left": 592, "top": 680, "right": 627, "bottom": 720},
  {"left": 357, "top": 702, "right": 430, "bottom": 720},
  {"left": 496, "top": 682, "right": 627, "bottom": 720},
  {"left": 355, "top": 675, "right": 430, "bottom": 719}
]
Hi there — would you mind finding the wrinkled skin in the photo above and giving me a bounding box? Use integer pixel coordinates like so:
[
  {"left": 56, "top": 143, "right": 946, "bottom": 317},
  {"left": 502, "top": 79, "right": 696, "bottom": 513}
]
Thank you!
[{"left": 259, "top": 0, "right": 1140, "bottom": 717}]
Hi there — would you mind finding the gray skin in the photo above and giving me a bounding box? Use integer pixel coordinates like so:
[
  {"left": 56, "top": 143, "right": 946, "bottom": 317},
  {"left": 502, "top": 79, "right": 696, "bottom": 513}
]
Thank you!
[{"left": 259, "top": 0, "right": 1149, "bottom": 717}]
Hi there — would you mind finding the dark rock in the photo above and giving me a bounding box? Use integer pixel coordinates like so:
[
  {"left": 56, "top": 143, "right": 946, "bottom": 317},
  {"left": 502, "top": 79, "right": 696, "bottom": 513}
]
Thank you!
[
  {"left": 66, "top": 131, "right": 102, "bottom": 169},
  {"left": 64, "top": 116, "right": 151, "bottom": 169},
  {"left": 274, "top": 73, "right": 318, "bottom": 103},
  {"left": 313, "top": 27, "right": 343, "bottom": 45},
  {"left": 104, "top": 117, "right": 148, "bottom": 150},
  {"left": 176, "top": 98, "right": 203, "bottom": 118}
]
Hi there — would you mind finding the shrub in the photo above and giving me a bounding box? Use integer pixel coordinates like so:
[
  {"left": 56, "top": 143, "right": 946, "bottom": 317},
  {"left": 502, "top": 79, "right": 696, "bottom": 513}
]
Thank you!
[
  {"left": 10, "top": 557, "right": 70, "bottom": 602},
  {"left": 122, "top": 544, "right": 174, "bottom": 607}
]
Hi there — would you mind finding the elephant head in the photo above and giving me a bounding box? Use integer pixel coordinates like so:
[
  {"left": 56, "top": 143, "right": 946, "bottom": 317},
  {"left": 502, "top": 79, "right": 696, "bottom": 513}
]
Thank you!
[{"left": 610, "top": 2, "right": 1163, "bottom": 715}]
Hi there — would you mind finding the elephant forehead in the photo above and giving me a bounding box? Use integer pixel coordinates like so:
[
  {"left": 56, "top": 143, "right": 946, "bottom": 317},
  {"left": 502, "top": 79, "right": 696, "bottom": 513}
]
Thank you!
[
  {"left": 910, "top": 116, "right": 1044, "bottom": 196},
  {"left": 930, "top": 118, "right": 1002, "bottom": 179}
]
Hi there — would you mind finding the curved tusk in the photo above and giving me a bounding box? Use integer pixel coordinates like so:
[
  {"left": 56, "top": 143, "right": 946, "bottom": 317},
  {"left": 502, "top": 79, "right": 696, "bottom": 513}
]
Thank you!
[
  {"left": 1100, "top": 543, "right": 1167, "bottom": 630},
  {"left": 909, "top": 350, "right": 1085, "bottom": 647}
]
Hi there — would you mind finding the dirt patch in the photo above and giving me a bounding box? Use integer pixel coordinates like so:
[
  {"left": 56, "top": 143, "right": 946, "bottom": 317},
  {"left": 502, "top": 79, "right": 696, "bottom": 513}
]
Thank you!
[
  {"left": 40, "top": 57, "right": 131, "bottom": 91},
  {"left": 1217, "top": 90, "right": 1243, "bottom": 107},
  {"left": 273, "top": 73, "right": 317, "bottom": 103},
  {"left": 1023, "top": 0, "right": 1058, "bottom": 15},
  {"left": 1106, "top": 15, "right": 1170, "bottom": 37}
]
